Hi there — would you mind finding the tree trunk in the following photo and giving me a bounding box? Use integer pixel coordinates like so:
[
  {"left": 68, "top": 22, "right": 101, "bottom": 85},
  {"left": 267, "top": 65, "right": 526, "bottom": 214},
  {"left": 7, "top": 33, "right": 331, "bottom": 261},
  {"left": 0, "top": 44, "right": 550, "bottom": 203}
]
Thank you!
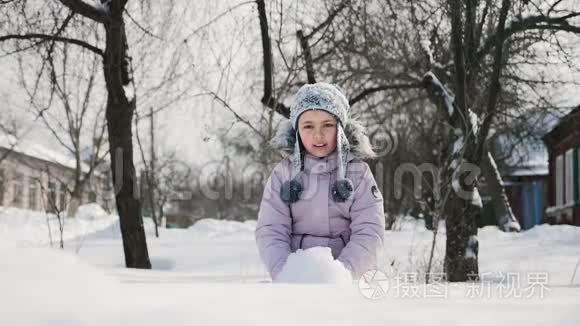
[
  {"left": 66, "top": 183, "right": 83, "bottom": 218},
  {"left": 433, "top": 0, "right": 482, "bottom": 282},
  {"left": 158, "top": 198, "right": 166, "bottom": 230},
  {"left": 103, "top": 5, "right": 151, "bottom": 269},
  {"left": 148, "top": 176, "right": 159, "bottom": 237},
  {"left": 423, "top": 72, "right": 481, "bottom": 282},
  {"left": 443, "top": 131, "right": 480, "bottom": 282},
  {"left": 444, "top": 197, "right": 480, "bottom": 281},
  {"left": 256, "top": 0, "right": 290, "bottom": 117},
  {"left": 149, "top": 107, "right": 159, "bottom": 238},
  {"left": 481, "top": 151, "right": 521, "bottom": 231},
  {"left": 297, "top": 30, "right": 316, "bottom": 84}
]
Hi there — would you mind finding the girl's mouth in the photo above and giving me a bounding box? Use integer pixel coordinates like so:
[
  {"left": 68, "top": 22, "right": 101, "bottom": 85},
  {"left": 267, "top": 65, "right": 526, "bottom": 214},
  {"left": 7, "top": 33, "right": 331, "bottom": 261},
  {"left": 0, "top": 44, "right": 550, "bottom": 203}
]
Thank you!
[{"left": 314, "top": 144, "right": 326, "bottom": 148}]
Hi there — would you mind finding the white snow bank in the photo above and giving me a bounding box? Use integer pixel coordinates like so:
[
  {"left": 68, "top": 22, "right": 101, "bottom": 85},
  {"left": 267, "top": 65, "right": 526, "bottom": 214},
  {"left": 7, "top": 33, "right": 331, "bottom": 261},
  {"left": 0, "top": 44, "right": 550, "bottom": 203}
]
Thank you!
[
  {"left": 390, "top": 215, "right": 445, "bottom": 233},
  {"left": 0, "top": 204, "right": 118, "bottom": 246},
  {"left": 76, "top": 203, "right": 109, "bottom": 219},
  {"left": 187, "top": 218, "right": 256, "bottom": 239},
  {"left": 391, "top": 215, "right": 426, "bottom": 231},
  {"left": 0, "top": 238, "right": 122, "bottom": 325},
  {"left": 274, "top": 247, "right": 353, "bottom": 284},
  {"left": 478, "top": 223, "right": 580, "bottom": 245},
  {"left": 521, "top": 223, "right": 580, "bottom": 244}
]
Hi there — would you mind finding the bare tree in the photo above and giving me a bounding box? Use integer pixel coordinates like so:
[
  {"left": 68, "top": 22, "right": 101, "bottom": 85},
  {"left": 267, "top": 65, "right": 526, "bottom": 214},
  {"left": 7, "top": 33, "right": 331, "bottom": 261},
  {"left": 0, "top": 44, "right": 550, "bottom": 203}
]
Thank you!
[
  {"left": 136, "top": 142, "right": 192, "bottom": 234},
  {"left": 36, "top": 167, "right": 67, "bottom": 249},
  {"left": 1, "top": 0, "right": 202, "bottom": 267},
  {"left": 420, "top": 0, "right": 580, "bottom": 281},
  {"left": 135, "top": 110, "right": 193, "bottom": 237},
  {"left": 0, "top": 0, "right": 156, "bottom": 268},
  {"left": 14, "top": 39, "right": 108, "bottom": 217}
]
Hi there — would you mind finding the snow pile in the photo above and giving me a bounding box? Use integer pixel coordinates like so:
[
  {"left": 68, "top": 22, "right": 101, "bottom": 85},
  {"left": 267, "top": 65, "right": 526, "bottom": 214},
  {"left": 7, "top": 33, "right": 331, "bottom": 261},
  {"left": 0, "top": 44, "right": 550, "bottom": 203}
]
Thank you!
[
  {"left": 390, "top": 215, "right": 442, "bottom": 232},
  {"left": 76, "top": 203, "right": 109, "bottom": 220},
  {"left": 0, "top": 238, "right": 122, "bottom": 325},
  {"left": 521, "top": 223, "right": 580, "bottom": 243},
  {"left": 274, "top": 247, "right": 353, "bottom": 284},
  {"left": 0, "top": 204, "right": 118, "bottom": 245},
  {"left": 0, "top": 213, "right": 579, "bottom": 325},
  {"left": 478, "top": 225, "right": 515, "bottom": 240},
  {"left": 478, "top": 223, "right": 580, "bottom": 245},
  {"left": 187, "top": 218, "right": 256, "bottom": 239}
]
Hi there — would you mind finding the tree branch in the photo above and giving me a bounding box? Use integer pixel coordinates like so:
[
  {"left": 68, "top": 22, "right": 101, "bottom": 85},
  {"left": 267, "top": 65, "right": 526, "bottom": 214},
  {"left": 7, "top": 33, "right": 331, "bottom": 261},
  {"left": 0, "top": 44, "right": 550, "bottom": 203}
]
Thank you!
[
  {"left": 349, "top": 83, "right": 423, "bottom": 106},
  {"left": 297, "top": 30, "right": 316, "bottom": 84},
  {"left": 203, "top": 91, "right": 266, "bottom": 141},
  {"left": 527, "top": 24, "right": 580, "bottom": 34},
  {"left": 256, "top": 0, "right": 290, "bottom": 118},
  {"left": 304, "top": 0, "right": 350, "bottom": 39},
  {"left": 477, "top": 12, "right": 580, "bottom": 62},
  {"left": 477, "top": 0, "right": 512, "bottom": 161},
  {"left": 0, "top": 34, "right": 103, "bottom": 56},
  {"left": 449, "top": 0, "right": 467, "bottom": 112}
]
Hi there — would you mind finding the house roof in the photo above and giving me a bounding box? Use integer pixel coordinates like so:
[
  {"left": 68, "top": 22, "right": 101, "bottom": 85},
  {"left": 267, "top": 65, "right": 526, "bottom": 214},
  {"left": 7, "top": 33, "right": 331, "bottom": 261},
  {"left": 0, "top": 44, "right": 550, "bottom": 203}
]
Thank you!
[
  {"left": 0, "top": 134, "right": 92, "bottom": 173},
  {"left": 500, "top": 142, "right": 549, "bottom": 177},
  {"left": 494, "top": 109, "right": 572, "bottom": 177},
  {"left": 543, "top": 105, "right": 580, "bottom": 141},
  {"left": 503, "top": 164, "right": 549, "bottom": 177},
  {"left": 499, "top": 106, "right": 580, "bottom": 176}
]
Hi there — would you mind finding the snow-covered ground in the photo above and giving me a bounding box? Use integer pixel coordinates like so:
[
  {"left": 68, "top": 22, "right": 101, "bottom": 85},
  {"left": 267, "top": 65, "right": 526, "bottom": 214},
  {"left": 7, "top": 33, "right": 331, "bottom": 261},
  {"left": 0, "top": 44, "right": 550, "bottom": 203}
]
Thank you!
[
  {"left": 0, "top": 204, "right": 117, "bottom": 247},
  {"left": 1, "top": 207, "right": 580, "bottom": 325}
]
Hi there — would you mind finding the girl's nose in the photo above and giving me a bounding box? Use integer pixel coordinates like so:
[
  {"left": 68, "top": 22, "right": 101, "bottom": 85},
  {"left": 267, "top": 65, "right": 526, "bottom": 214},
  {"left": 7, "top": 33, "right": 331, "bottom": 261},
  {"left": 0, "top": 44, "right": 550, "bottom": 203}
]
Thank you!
[{"left": 314, "top": 128, "right": 325, "bottom": 139}]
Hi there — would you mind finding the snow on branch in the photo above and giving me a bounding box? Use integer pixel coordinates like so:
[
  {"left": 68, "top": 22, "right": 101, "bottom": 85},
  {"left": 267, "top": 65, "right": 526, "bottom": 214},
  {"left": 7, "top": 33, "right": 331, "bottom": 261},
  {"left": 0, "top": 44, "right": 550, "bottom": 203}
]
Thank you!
[
  {"left": 423, "top": 72, "right": 481, "bottom": 140},
  {"left": 419, "top": 38, "right": 448, "bottom": 70},
  {"left": 420, "top": 39, "right": 434, "bottom": 67},
  {"left": 468, "top": 108, "right": 480, "bottom": 138},
  {"left": 57, "top": 0, "right": 109, "bottom": 23},
  {"left": 422, "top": 72, "right": 456, "bottom": 118}
]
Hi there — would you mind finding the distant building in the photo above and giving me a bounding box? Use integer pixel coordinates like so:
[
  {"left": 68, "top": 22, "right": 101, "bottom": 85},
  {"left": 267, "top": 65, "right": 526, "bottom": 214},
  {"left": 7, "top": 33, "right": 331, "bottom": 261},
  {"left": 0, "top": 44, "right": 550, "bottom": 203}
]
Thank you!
[
  {"left": 543, "top": 106, "right": 580, "bottom": 226},
  {"left": 158, "top": 170, "right": 263, "bottom": 228},
  {"left": 502, "top": 155, "right": 549, "bottom": 230},
  {"left": 163, "top": 189, "right": 261, "bottom": 228},
  {"left": 0, "top": 136, "right": 113, "bottom": 214},
  {"left": 482, "top": 112, "right": 555, "bottom": 230},
  {"left": 477, "top": 138, "right": 549, "bottom": 230}
]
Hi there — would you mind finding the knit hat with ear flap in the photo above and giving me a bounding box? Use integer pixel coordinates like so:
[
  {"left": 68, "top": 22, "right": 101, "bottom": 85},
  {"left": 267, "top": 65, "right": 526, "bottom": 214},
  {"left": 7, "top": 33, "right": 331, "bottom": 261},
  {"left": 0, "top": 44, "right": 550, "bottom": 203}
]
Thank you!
[{"left": 279, "top": 82, "right": 353, "bottom": 204}]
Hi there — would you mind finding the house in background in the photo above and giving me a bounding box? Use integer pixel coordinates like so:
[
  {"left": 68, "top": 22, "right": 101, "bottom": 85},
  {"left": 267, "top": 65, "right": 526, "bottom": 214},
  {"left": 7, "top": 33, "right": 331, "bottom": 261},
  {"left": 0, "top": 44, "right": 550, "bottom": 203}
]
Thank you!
[
  {"left": 543, "top": 106, "right": 580, "bottom": 226},
  {"left": 0, "top": 136, "right": 113, "bottom": 214},
  {"left": 502, "top": 153, "right": 549, "bottom": 230},
  {"left": 159, "top": 169, "right": 264, "bottom": 228},
  {"left": 483, "top": 111, "right": 559, "bottom": 230},
  {"left": 481, "top": 135, "right": 550, "bottom": 230}
]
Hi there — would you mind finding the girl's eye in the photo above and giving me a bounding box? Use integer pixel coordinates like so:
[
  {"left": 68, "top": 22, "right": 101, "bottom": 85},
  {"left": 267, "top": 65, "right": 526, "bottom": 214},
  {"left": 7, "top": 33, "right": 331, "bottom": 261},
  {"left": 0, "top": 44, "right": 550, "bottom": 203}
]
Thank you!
[
  {"left": 325, "top": 124, "right": 335, "bottom": 128},
  {"left": 303, "top": 125, "right": 312, "bottom": 129}
]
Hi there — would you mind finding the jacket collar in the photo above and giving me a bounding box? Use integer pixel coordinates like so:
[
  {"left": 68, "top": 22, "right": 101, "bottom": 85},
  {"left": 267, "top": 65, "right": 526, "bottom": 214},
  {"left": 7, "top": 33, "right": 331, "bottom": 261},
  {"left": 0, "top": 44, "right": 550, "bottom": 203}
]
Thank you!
[{"left": 302, "top": 150, "right": 356, "bottom": 174}]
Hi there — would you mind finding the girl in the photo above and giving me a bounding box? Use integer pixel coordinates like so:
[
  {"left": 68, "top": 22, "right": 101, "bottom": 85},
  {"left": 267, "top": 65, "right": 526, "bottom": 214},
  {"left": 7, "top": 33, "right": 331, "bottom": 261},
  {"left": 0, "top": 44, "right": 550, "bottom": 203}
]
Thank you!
[{"left": 255, "top": 82, "right": 385, "bottom": 281}]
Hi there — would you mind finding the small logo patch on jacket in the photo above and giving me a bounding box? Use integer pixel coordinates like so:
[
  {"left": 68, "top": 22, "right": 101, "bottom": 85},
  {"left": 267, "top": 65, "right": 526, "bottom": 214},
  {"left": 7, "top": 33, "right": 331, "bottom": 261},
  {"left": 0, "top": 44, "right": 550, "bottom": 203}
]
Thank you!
[{"left": 371, "top": 185, "right": 381, "bottom": 199}]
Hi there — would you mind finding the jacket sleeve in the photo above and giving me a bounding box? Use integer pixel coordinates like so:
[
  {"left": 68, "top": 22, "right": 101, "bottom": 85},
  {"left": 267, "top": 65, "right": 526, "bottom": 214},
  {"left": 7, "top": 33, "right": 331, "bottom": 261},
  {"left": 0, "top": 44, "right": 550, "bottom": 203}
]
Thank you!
[
  {"left": 337, "top": 162, "right": 385, "bottom": 280},
  {"left": 255, "top": 162, "right": 292, "bottom": 280}
]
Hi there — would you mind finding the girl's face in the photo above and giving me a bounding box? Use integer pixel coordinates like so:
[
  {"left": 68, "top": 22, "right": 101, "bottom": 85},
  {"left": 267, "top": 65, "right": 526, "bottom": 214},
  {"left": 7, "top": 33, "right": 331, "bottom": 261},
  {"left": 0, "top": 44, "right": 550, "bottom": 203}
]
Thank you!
[{"left": 297, "top": 110, "right": 337, "bottom": 158}]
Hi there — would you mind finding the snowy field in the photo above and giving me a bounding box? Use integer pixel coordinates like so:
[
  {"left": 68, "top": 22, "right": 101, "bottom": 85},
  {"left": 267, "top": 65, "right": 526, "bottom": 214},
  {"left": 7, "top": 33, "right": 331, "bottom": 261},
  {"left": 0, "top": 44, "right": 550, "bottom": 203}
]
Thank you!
[{"left": 1, "top": 205, "right": 580, "bottom": 325}]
